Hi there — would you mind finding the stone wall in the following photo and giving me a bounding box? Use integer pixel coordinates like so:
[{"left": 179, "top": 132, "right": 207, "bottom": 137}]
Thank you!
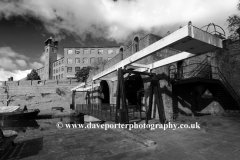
[
  {"left": 85, "top": 31, "right": 240, "bottom": 122},
  {"left": 216, "top": 40, "right": 240, "bottom": 96},
  {"left": 0, "top": 79, "right": 80, "bottom": 100}
]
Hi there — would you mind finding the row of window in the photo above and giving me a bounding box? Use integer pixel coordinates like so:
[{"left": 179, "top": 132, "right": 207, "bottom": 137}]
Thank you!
[
  {"left": 37, "top": 68, "right": 44, "bottom": 74},
  {"left": 67, "top": 57, "right": 112, "bottom": 64},
  {"left": 53, "top": 59, "right": 64, "bottom": 67},
  {"left": 66, "top": 67, "right": 85, "bottom": 73},
  {"left": 67, "top": 49, "right": 116, "bottom": 55},
  {"left": 46, "top": 48, "right": 57, "bottom": 53},
  {"left": 54, "top": 66, "right": 64, "bottom": 74},
  {"left": 53, "top": 74, "right": 63, "bottom": 80}
]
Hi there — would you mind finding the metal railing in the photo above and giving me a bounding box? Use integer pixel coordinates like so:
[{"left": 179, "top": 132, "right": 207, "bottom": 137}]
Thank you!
[
  {"left": 75, "top": 103, "right": 142, "bottom": 122},
  {"left": 76, "top": 104, "right": 116, "bottom": 121},
  {"left": 169, "top": 62, "right": 240, "bottom": 107},
  {"left": 216, "top": 68, "right": 240, "bottom": 107}
]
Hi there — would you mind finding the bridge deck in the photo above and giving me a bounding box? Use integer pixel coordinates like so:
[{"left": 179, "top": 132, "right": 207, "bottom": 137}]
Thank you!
[{"left": 93, "top": 23, "right": 223, "bottom": 81}]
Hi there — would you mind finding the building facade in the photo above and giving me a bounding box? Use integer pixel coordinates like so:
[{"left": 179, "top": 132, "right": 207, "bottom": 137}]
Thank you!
[{"left": 36, "top": 37, "right": 120, "bottom": 80}]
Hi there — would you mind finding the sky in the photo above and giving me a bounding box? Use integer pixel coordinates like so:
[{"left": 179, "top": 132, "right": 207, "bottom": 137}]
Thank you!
[{"left": 0, "top": 0, "right": 239, "bottom": 81}]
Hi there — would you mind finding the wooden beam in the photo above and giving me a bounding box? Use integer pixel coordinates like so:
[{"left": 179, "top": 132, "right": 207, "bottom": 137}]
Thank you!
[
  {"left": 75, "top": 83, "right": 100, "bottom": 91},
  {"left": 107, "top": 52, "right": 194, "bottom": 82},
  {"left": 93, "top": 25, "right": 190, "bottom": 80},
  {"left": 92, "top": 23, "right": 222, "bottom": 81},
  {"left": 128, "top": 63, "right": 150, "bottom": 68},
  {"left": 123, "top": 70, "right": 153, "bottom": 76},
  {"left": 71, "top": 82, "right": 85, "bottom": 91},
  {"left": 148, "top": 52, "right": 196, "bottom": 70}
]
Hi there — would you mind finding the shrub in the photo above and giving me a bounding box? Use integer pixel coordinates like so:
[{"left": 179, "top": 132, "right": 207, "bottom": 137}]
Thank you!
[
  {"left": 26, "top": 69, "right": 40, "bottom": 80},
  {"left": 56, "top": 88, "right": 65, "bottom": 96}
]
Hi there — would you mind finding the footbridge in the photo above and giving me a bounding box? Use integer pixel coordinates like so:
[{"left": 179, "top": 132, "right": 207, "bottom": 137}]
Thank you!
[{"left": 72, "top": 22, "right": 226, "bottom": 124}]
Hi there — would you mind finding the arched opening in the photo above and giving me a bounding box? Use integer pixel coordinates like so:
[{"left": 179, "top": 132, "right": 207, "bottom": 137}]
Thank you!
[
  {"left": 177, "top": 60, "right": 186, "bottom": 79},
  {"left": 124, "top": 74, "right": 144, "bottom": 105},
  {"left": 119, "top": 47, "right": 123, "bottom": 54},
  {"left": 100, "top": 80, "right": 110, "bottom": 104},
  {"left": 133, "top": 37, "right": 139, "bottom": 53},
  {"left": 168, "top": 64, "right": 177, "bottom": 80}
]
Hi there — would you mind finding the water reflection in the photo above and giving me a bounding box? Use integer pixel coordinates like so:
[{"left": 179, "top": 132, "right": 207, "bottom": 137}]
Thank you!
[
  {"left": 0, "top": 115, "right": 103, "bottom": 133},
  {"left": 0, "top": 119, "right": 40, "bottom": 133}
]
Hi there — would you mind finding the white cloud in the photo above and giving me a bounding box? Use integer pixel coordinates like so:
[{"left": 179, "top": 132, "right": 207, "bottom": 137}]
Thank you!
[
  {"left": 57, "top": 54, "right": 63, "bottom": 60},
  {"left": 16, "top": 59, "right": 27, "bottom": 67},
  {"left": 0, "top": 68, "right": 31, "bottom": 81},
  {"left": 0, "top": 47, "right": 29, "bottom": 60},
  {"left": 40, "top": 52, "right": 45, "bottom": 63},
  {"left": 0, "top": 57, "right": 18, "bottom": 70},
  {"left": 0, "top": 46, "right": 30, "bottom": 71},
  {"left": 30, "top": 62, "right": 43, "bottom": 69},
  {"left": 0, "top": 0, "right": 237, "bottom": 41}
]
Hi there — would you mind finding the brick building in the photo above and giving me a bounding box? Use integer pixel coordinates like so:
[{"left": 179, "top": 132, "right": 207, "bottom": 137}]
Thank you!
[{"left": 36, "top": 37, "right": 120, "bottom": 80}]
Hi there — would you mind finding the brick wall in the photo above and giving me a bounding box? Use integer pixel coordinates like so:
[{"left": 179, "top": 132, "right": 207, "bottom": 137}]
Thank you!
[
  {"left": 0, "top": 79, "right": 80, "bottom": 101},
  {"left": 216, "top": 40, "right": 240, "bottom": 96}
]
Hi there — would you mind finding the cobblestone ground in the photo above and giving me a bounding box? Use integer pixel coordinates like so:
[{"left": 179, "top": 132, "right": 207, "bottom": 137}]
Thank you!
[
  {"left": 1, "top": 114, "right": 240, "bottom": 160},
  {"left": 1, "top": 128, "right": 145, "bottom": 160}
]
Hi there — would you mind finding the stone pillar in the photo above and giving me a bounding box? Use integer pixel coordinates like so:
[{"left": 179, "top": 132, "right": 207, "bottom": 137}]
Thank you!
[{"left": 72, "top": 90, "right": 76, "bottom": 110}]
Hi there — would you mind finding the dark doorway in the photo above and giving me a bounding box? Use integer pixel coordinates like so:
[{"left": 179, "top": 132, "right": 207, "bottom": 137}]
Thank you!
[
  {"left": 133, "top": 37, "right": 139, "bottom": 52},
  {"left": 100, "top": 80, "right": 110, "bottom": 104},
  {"left": 125, "top": 74, "right": 144, "bottom": 105},
  {"left": 119, "top": 47, "right": 123, "bottom": 54},
  {"left": 177, "top": 60, "right": 184, "bottom": 79}
]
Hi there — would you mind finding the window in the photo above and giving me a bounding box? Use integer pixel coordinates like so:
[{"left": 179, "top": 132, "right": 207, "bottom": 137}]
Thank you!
[
  {"left": 108, "top": 49, "right": 113, "bottom": 54},
  {"left": 68, "top": 49, "right": 73, "bottom": 54},
  {"left": 56, "top": 62, "right": 58, "bottom": 66},
  {"left": 67, "top": 67, "right": 72, "bottom": 72},
  {"left": 61, "top": 74, "right": 63, "bottom": 78},
  {"left": 67, "top": 58, "right": 73, "bottom": 64},
  {"left": 59, "top": 75, "right": 60, "bottom": 79},
  {"left": 98, "top": 57, "right": 102, "bottom": 62},
  {"left": 59, "top": 67, "right": 61, "bottom": 72},
  {"left": 54, "top": 70, "right": 55, "bottom": 74},
  {"left": 56, "top": 69, "right": 58, "bottom": 73},
  {"left": 75, "top": 49, "right": 80, "bottom": 54},
  {"left": 62, "top": 59, "right": 63, "bottom": 63},
  {"left": 108, "top": 57, "right": 112, "bottom": 61},
  {"left": 46, "top": 48, "right": 48, "bottom": 53},
  {"left": 90, "top": 49, "right": 95, "bottom": 54},
  {"left": 75, "top": 67, "right": 80, "bottom": 72},
  {"left": 59, "top": 61, "right": 61, "bottom": 65},
  {"left": 53, "top": 76, "right": 55, "bottom": 80},
  {"left": 83, "top": 58, "right": 88, "bottom": 64},
  {"left": 98, "top": 49, "right": 103, "bottom": 54},
  {"left": 83, "top": 49, "right": 88, "bottom": 54},
  {"left": 75, "top": 58, "right": 81, "bottom": 64},
  {"left": 90, "top": 57, "right": 95, "bottom": 63},
  {"left": 53, "top": 63, "right": 55, "bottom": 67},
  {"left": 134, "top": 37, "right": 139, "bottom": 52},
  {"left": 62, "top": 66, "right": 64, "bottom": 71}
]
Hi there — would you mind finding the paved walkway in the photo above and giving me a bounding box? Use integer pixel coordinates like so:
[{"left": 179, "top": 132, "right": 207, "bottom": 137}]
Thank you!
[{"left": 1, "top": 115, "right": 240, "bottom": 160}]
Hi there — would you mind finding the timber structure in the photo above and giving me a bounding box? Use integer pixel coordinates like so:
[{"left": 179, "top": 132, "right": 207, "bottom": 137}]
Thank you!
[{"left": 71, "top": 22, "right": 240, "bottom": 124}]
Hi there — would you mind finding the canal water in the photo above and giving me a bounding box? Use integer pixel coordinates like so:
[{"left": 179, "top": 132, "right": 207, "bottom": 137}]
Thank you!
[{"left": 0, "top": 115, "right": 103, "bottom": 133}]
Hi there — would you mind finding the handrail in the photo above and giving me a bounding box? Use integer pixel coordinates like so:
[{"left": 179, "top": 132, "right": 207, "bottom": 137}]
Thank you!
[
  {"left": 169, "top": 62, "right": 211, "bottom": 79},
  {"left": 216, "top": 68, "right": 240, "bottom": 106},
  {"left": 188, "top": 57, "right": 210, "bottom": 78},
  {"left": 169, "top": 62, "right": 240, "bottom": 107}
]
